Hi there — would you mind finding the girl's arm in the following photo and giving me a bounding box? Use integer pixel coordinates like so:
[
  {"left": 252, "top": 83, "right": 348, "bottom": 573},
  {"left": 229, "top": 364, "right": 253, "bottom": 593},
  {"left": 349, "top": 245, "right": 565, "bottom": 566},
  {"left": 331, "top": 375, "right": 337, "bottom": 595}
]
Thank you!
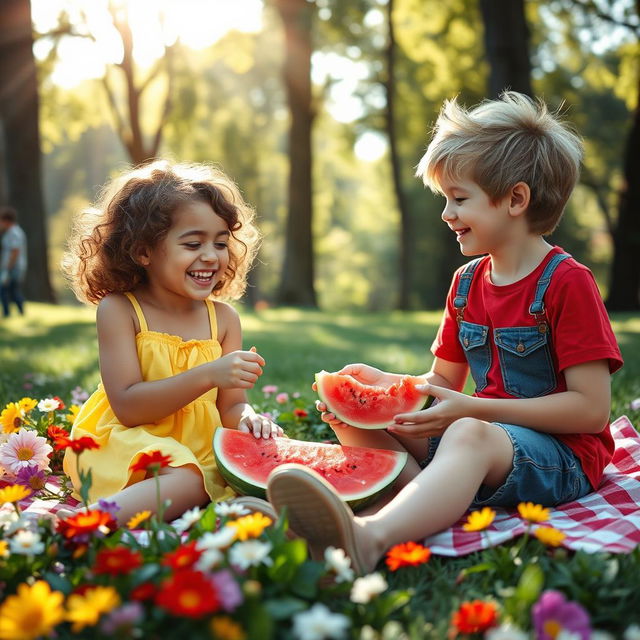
[{"left": 98, "top": 295, "right": 264, "bottom": 427}]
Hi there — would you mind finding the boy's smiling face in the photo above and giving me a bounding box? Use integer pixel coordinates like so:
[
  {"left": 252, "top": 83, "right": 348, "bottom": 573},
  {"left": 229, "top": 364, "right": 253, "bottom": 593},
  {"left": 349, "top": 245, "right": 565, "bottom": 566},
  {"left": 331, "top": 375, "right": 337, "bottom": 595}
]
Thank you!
[{"left": 438, "top": 173, "right": 516, "bottom": 257}]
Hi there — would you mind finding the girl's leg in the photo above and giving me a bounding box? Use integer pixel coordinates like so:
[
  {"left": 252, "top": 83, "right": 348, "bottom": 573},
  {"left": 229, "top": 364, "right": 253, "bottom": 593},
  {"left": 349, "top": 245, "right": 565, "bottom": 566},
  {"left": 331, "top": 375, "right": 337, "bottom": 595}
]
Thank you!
[{"left": 90, "top": 465, "right": 209, "bottom": 526}]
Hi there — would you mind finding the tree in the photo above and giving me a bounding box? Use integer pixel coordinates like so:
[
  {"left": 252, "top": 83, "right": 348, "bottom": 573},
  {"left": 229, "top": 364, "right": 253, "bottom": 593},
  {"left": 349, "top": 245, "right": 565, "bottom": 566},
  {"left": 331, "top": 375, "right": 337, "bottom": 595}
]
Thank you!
[
  {"left": 274, "top": 0, "right": 317, "bottom": 307},
  {"left": 0, "top": 0, "right": 55, "bottom": 302},
  {"left": 479, "top": 0, "right": 533, "bottom": 97}
]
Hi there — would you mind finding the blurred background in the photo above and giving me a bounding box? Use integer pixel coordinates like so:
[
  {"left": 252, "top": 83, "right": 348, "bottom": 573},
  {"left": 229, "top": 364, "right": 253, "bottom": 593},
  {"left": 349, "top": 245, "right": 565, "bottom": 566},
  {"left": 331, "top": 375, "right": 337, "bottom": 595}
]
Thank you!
[{"left": 0, "top": 0, "right": 638, "bottom": 312}]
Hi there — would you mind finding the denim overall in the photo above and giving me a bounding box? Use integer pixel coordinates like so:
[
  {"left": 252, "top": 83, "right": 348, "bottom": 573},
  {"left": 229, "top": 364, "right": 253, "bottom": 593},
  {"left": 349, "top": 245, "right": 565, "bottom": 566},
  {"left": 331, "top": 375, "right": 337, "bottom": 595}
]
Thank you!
[{"left": 425, "top": 252, "right": 592, "bottom": 507}]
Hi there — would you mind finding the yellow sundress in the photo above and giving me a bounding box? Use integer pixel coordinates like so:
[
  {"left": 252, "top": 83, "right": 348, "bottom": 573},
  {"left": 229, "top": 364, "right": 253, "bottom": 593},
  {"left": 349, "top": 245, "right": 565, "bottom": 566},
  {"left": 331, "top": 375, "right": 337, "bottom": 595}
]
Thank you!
[{"left": 63, "top": 292, "right": 236, "bottom": 505}]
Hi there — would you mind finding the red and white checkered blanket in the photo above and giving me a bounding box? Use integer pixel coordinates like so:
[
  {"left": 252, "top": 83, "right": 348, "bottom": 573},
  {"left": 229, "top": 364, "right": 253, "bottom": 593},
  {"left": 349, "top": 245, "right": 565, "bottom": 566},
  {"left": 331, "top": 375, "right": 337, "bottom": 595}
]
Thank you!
[
  {"left": 4, "top": 416, "right": 639, "bottom": 556},
  {"left": 423, "top": 415, "right": 640, "bottom": 556}
]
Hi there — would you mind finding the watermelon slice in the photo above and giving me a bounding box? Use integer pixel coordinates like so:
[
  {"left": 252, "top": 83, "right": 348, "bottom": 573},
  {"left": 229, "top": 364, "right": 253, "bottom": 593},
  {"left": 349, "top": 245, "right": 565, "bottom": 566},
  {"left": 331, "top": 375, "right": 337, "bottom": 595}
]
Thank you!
[
  {"left": 213, "top": 428, "right": 407, "bottom": 512},
  {"left": 315, "top": 370, "right": 429, "bottom": 430}
]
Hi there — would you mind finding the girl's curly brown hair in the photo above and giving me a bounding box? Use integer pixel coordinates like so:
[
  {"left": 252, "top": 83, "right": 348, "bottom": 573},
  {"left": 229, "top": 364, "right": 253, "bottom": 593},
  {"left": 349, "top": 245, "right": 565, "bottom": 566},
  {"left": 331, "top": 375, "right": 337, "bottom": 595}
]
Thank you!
[{"left": 62, "top": 160, "right": 261, "bottom": 304}]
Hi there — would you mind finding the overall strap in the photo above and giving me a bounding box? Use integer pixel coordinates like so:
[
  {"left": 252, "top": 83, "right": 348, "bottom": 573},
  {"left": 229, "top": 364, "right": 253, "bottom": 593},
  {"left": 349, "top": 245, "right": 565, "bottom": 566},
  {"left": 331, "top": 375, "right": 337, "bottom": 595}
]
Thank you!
[
  {"left": 453, "top": 257, "right": 484, "bottom": 324},
  {"left": 124, "top": 292, "right": 148, "bottom": 332},
  {"left": 205, "top": 299, "right": 218, "bottom": 341},
  {"left": 528, "top": 252, "right": 571, "bottom": 332}
]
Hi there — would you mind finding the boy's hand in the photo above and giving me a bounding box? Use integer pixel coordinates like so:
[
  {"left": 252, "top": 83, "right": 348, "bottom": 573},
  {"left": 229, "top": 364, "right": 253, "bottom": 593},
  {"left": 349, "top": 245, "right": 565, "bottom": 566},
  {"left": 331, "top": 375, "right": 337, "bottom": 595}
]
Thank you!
[
  {"left": 337, "top": 363, "right": 402, "bottom": 387},
  {"left": 238, "top": 414, "right": 284, "bottom": 439},
  {"left": 389, "top": 383, "right": 473, "bottom": 439},
  {"left": 210, "top": 348, "right": 265, "bottom": 389}
]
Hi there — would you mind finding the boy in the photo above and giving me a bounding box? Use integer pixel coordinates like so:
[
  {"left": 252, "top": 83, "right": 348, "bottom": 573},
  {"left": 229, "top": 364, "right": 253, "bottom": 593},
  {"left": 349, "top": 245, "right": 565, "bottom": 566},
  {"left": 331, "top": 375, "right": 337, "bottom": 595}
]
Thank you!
[
  {"left": 0, "top": 206, "right": 27, "bottom": 317},
  {"left": 266, "top": 92, "right": 623, "bottom": 574}
]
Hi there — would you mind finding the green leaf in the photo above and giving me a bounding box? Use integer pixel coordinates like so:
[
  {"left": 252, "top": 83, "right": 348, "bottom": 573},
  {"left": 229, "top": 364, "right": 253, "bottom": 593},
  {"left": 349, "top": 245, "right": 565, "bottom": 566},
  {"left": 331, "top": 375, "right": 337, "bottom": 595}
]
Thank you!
[
  {"left": 514, "top": 563, "right": 544, "bottom": 606},
  {"left": 263, "top": 596, "right": 308, "bottom": 620},
  {"left": 290, "top": 561, "right": 326, "bottom": 599}
]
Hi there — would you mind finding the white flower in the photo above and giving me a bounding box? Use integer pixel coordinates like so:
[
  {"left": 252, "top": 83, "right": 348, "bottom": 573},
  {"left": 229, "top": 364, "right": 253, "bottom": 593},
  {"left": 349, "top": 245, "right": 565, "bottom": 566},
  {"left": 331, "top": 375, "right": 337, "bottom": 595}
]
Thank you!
[
  {"left": 196, "top": 527, "right": 237, "bottom": 551},
  {"left": 228, "top": 540, "right": 273, "bottom": 570},
  {"left": 0, "top": 428, "right": 52, "bottom": 474},
  {"left": 292, "top": 603, "right": 350, "bottom": 640},
  {"left": 215, "top": 501, "right": 250, "bottom": 518},
  {"left": 171, "top": 506, "right": 203, "bottom": 534},
  {"left": 630, "top": 398, "right": 640, "bottom": 411},
  {"left": 350, "top": 572, "right": 388, "bottom": 604},
  {"left": 9, "top": 529, "right": 45, "bottom": 556},
  {"left": 195, "top": 548, "right": 224, "bottom": 571},
  {"left": 485, "top": 624, "right": 529, "bottom": 640},
  {"left": 0, "top": 511, "right": 23, "bottom": 534},
  {"left": 624, "top": 625, "right": 640, "bottom": 640},
  {"left": 324, "top": 546, "right": 354, "bottom": 583},
  {"left": 37, "top": 398, "right": 61, "bottom": 412}
]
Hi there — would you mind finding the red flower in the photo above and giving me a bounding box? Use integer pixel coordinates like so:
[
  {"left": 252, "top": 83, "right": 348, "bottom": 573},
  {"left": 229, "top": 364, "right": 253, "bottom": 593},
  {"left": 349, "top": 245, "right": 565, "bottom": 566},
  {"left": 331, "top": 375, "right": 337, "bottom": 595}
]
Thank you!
[
  {"left": 53, "top": 435, "right": 100, "bottom": 453},
  {"left": 53, "top": 396, "right": 66, "bottom": 410},
  {"left": 293, "top": 408, "right": 309, "bottom": 418},
  {"left": 155, "top": 569, "right": 220, "bottom": 618},
  {"left": 47, "top": 424, "right": 70, "bottom": 441},
  {"left": 130, "top": 450, "right": 173, "bottom": 474},
  {"left": 161, "top": 540, "right": 203, "bottom": 571},
  {"left": 385, "top": 541, "right": 432, "bottom": 571},
  {"left": 130, "top": 582, "right": 157, "bottom": 602},
  {"left": 57, "top": 509, "right": 117, "bottom": 539},
  {"left": 451, "top": 600, "right": 499, "bottom": 634},
  {"left": 94, "top": 546, "right": 143, "bottom": 576}
]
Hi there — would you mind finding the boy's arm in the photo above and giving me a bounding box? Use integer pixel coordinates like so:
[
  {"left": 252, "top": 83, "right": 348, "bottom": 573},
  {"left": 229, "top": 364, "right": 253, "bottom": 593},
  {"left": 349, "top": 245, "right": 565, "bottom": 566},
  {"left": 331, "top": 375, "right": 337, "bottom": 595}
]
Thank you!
[{"left": 391, "top": 359, "right": 611, "bottom": 438}]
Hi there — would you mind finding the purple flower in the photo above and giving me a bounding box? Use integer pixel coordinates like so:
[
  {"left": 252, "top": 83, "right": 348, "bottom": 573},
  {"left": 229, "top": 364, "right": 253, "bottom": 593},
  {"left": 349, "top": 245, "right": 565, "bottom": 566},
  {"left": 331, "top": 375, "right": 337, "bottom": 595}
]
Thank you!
[
  {"left": 99, "top": 602, "right": 143, "bottom": 635},
  {"left": 14, "top": 466, "right": 47, "bottom": 494},
  {"left": 98, "top": 499, "right": 122, "bottom": 517},
  {"left": 71, "top": 386, "right": 89, "bottom": 406},
  {"left": 532, "top": 590, "right": 591, "bottom": 640},
  {"left": 210, "top": 569, "right": 243, "bottom": 612}
]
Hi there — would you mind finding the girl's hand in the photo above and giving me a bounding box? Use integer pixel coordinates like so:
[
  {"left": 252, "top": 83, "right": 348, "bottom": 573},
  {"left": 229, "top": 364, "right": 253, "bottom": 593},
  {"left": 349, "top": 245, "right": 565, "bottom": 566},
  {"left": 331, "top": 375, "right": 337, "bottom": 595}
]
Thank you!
[
  {"left": 238, "top": 414, "right": 284, "bottom": 439},
  {"left": 388, "top": 383, "right": 474, "bottom": 439},
  {"left": 210, "top": 348, "right": 265, "bottom": 389},
  {"left": 337, "top": 363, "right": 403, "bottom": 387},
  {"left": 314, "top": 399, "right": 353, "bottom": 431}
]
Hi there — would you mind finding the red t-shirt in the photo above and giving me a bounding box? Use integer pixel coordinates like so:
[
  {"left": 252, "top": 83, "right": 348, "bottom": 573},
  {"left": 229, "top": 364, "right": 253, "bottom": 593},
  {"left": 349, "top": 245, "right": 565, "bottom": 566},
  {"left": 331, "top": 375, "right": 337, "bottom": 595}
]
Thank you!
[{"left": 432, "top": 246, "right": 623, "bottom": 489}]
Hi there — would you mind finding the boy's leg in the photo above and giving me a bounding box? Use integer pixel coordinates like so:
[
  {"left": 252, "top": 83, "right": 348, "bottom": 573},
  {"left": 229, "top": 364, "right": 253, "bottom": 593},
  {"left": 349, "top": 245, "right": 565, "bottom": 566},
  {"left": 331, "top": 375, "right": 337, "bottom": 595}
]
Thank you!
[{"left": 269, "top": 418, "right": 513, "bottom": 573}]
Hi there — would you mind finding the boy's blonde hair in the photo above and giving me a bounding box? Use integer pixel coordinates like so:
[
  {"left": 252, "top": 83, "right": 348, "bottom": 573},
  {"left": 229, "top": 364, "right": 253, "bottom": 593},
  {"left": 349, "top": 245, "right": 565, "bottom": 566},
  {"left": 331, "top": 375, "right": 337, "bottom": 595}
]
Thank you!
[
  {"left": 62, "top": 160, "right": 260, "bottom": 304},
  {"left": 416, "top": 91, "right": 583, "bottom": 234}
]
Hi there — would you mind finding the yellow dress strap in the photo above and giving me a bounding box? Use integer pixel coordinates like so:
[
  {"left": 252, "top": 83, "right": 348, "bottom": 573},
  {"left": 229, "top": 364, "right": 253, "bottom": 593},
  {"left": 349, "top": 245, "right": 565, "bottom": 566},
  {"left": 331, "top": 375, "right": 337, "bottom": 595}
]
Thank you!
[
  {"left": 124, "top": 292, "right": 148, "bottom": 332},
  {"left": 206, "top": 299, "right": 218, "bottom": 341}
]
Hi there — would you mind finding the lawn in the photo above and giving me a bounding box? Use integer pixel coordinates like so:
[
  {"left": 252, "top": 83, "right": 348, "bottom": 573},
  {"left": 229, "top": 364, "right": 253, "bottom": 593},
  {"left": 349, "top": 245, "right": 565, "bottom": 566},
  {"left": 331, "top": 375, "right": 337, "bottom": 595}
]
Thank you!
[{"left": 1, "top": 303, "right": 640, "bottom": 638}]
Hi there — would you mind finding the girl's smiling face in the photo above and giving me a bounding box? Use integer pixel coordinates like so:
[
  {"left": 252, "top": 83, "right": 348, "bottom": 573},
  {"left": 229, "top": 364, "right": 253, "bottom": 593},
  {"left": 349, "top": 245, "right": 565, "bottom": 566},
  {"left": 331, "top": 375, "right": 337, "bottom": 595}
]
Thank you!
[{"left": 140, "top": 199, "right": 230, "bottom": 301}]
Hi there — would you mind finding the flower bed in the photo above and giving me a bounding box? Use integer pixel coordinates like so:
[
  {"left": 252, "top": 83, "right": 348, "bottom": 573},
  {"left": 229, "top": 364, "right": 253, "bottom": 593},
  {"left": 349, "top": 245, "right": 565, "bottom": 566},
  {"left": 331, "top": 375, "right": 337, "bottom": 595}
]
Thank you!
[{"left": 1, "top": 391, "right": 640, "bottom": 639}]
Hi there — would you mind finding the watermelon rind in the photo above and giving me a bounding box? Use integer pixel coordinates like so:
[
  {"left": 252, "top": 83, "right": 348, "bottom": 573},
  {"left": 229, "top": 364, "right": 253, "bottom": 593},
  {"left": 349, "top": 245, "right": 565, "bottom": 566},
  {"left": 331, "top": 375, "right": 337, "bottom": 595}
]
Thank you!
[
  {"left": 213, "top": 429, "right": 408, "bottom": 512},
  {"left": 315, "top": 370, "right": 432, "bottom": 430}
]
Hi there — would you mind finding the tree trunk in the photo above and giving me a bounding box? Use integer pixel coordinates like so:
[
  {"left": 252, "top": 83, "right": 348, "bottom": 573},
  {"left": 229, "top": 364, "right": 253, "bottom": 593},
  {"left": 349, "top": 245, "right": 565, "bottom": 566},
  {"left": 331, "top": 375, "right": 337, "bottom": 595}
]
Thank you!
[
  {"left": 274, "top": 0, "right": 316, "bottom": 307},
  {"left": 606, "top": 69, "right": 640, "bottom": 311},
  {"left": 385, "top": 0, "right": 413, "bottom": 310},
  {"left": 479, "top": 0, "right": 533, "bottom": 98},
  {"left": 0, "top": 0, "right": 55, "bottom": 302}
]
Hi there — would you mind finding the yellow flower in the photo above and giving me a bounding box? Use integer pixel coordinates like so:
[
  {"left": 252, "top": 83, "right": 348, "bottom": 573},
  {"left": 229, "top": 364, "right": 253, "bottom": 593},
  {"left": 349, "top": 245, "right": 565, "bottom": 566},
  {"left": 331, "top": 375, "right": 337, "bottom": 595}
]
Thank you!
[
  {"left": 0, "top": 485, "right": 31, "bottom": 505},
  {"left": 127, "top": 510, "right": 152, "bottom": 529},
  {"left": 66, "top": 405, "right": 81, "bottom": 424},
  {"left": 211, "top": 616, "right": 246, "bottom": 640},
  {"left": 0, "top": 580, "right": 65, "bottom": 640},
  {"left": 0, "top": 403, "right": 24, "bottom": 434},
  {"left": 462, "top": 507, "right": 496, "bottom": 532},
  {"left": 534, "top": 526, "right": 566, "bottom": 547},
  {"left": 66, "top": 586, "right": 120, "bottom": 632},
  {"left": 17, "top": 398, "right": 37, "bottom": 414},
  {"left": 0, "top": 541, "right": 8, "bottom": 559},
  {"left": 517, "top": 502, "right": 550, "bottom": 523},
  {"left": 226, "top": 512, "right": 273, "bottom": 541}
]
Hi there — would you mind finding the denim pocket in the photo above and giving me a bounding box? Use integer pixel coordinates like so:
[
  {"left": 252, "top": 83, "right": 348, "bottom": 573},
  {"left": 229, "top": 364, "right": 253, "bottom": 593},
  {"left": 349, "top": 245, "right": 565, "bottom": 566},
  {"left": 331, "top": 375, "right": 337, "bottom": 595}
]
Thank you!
[
  {"left": 458, "top": 321, "right": 491, "bottom": 393},
  {"left": 494, "top": 326, "right": 556, "bottom": 398}
]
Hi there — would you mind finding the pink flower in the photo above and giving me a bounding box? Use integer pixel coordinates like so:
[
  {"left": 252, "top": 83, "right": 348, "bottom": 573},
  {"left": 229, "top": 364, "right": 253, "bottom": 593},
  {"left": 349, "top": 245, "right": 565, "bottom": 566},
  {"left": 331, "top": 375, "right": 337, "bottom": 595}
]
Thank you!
[
  {"left": 532, "top": 590, "right": 591, "bottom": 640},
  {"left": 0, "top": 428, "right": 53, "bottom": 475},
  {"left": 275, "top": 393, "right": 289, "bottom": 404},
  {"left": 14, "top": 465, "right": 47, "bottom": 493},
  {"left": 630, "top": 398, "right": 640, "bottom": 411},
  {"left": 262, "top": 385, "right": 278, "bottom": 396}
]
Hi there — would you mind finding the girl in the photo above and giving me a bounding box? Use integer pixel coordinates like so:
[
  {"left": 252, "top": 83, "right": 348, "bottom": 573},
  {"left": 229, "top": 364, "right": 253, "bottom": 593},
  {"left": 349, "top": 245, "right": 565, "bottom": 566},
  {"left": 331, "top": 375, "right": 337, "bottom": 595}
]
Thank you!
[{"left": 62, "top": 160, "right": 281, "bottom": 524}]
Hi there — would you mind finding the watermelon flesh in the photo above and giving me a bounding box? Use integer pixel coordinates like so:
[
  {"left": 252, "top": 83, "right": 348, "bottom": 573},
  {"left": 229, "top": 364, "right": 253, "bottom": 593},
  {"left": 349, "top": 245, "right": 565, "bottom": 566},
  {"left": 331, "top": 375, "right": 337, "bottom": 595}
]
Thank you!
[
  {"left": 315, "top": 370, "right": 428, "bottom": 430},
  {"left": 213, "top": 428, "right": 407, "bottom": 512}
]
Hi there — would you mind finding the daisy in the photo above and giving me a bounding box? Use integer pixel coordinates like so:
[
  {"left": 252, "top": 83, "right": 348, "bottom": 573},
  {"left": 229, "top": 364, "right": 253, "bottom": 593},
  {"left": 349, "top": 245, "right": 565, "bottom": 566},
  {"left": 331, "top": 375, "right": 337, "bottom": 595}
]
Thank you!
[
  {"left": 215, "top": 501, "right": 250, "bottom": 518},
  {"left": 350, "top": 572, "right": 388, "bottom": 604},
  {"left": 37, "top": 398, "right": 61, "bottom": 412},
  {"left": 0, "top": 402, "right": 24, "bottom": 433},
  {"left": 197, "top": 527, "right": 237, "bottom": 551},
  {"left": 171, "top": 506, "right": 203, "bottom": 534},
  {"left": 228, "top": 540, "right": 273, "bottom": 570},
  {"left": 0, "top": 428, "right": 53, "bottom": 474},
  {"left": 324, "top": 546, "right": 354, "bottom": 583},
  {"left": 14, "top": 466, "right": 47, "bottom": 493},
  {"left": 292, "top": 603, "right": 350, "bottom": 640},
  {"left": 9, "top": 529, "right": 45, "bottom": 556},
  {"left": 195, "top": 548, "right": 224, "bottom": 571}
]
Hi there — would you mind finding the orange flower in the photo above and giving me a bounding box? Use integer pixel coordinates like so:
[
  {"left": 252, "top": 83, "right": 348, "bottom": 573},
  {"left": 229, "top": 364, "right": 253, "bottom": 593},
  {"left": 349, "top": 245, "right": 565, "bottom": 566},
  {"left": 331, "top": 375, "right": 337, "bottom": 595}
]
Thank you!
[
  {"left": 47, "top": 424, "right": 69, "bottom": 441},
  {"left": 451, "top": 599, "right": 499, "bottom": 634},
  {"left": 127, "top": 510, "right": 152, "bottom": 529},
  {"left": 161, "top": 540, "right": 203, "bottom": 571},
  {"left": 130, "top": 450, "right": 173, "bottom": 474},
  {"left": 463, "top": 507, "right": 496, "bottom": 532},
  {"left": 53, "top": 435, "right": 99, "bottom": 453},
  {"left": 534, "top": 526, "right": 566, "bottom": 547},
  {"left": 517, "top": 502, "right": 550, "bottom": 523},
  {"left": 130, "top": 582, "right": 157, "bottom": 602},
  {"left": 155, "top": 569, "right": 220, "bottom": 618},
  {"left": 94, "top": 546, "right": 143, "bottom": 576},
  {"left": 57, "top": 509, "right": 116, "bottom": 539},
  {"left": 385, "top": 541, "right": 432, "bottom": 571},
  {"left": 293, "top": 408, "right": 309, "bottom": 418}
]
